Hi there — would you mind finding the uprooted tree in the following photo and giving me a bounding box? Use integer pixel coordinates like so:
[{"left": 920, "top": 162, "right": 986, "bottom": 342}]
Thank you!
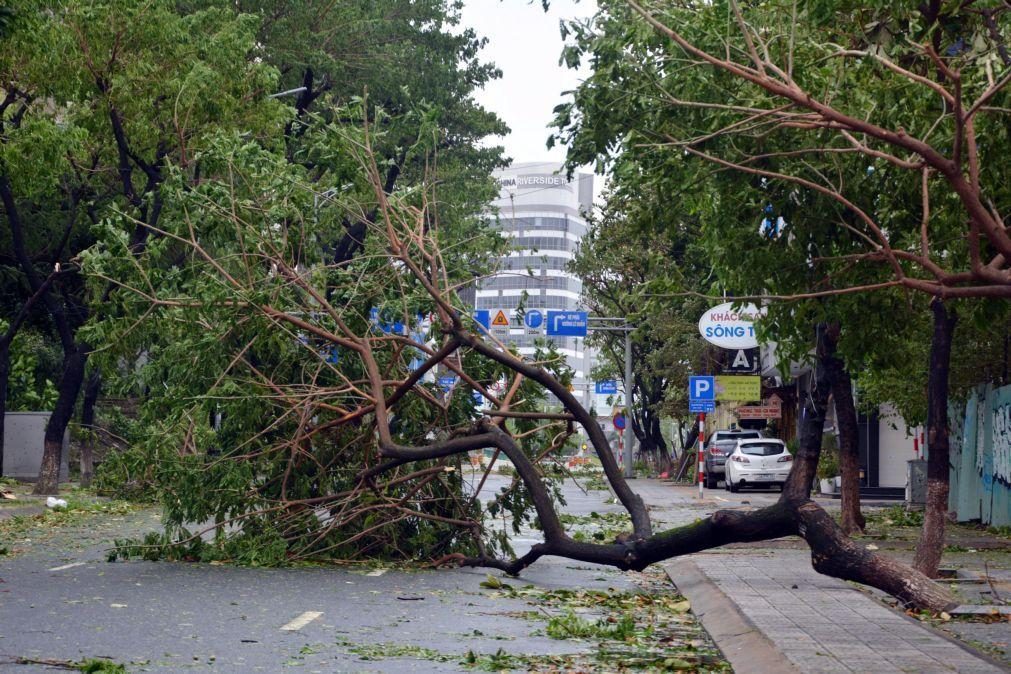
[{"left": 89, "top": 120, "right": 958, "bottom": 611}]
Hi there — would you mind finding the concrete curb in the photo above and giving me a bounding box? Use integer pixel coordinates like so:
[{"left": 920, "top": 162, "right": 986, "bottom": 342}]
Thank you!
[{"left": 664, "top": 558, "right": 801, "bottom": 674}]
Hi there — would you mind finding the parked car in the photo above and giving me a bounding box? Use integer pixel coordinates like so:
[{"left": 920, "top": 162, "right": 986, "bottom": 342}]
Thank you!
[
  {"left": 709, "top": 428, "right": 763, "bottom": 444},
  {"left": 724, "top": 438, "right": 792, "bottom": 492},
  {"left": 704, "top": 439, "right": 738, "bottom": 488}
]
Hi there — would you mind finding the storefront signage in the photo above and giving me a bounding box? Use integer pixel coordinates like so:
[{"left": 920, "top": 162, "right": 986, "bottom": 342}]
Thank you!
[
  {"left": 698, "top": 302, "right": 763, "bottom": 349},
  {"left": 715, "top": 375, "right": 761, "bottom": 402}
]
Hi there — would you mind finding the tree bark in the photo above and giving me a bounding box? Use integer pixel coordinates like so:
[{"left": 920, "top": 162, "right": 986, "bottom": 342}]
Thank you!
[
  {"left": 0, "top": 339, "right": 8, "bottom": 477},
  {"left": 78, "top": 369, "right": 101, "bottom": 488},
  {"left": 914, "top": 299, "right": 957, "bottom": 577},
  {"left": 832, "top": 365, "right": 865, "bottom": 534},
  {"left": 440, "top": 423, "right": 957, "bottom": 611},
  {"left": 783, "top": 323, "right": 836, "bottom": 500},
  {"left": 33, "top": 344, "right": 87, "bottom": 494}
]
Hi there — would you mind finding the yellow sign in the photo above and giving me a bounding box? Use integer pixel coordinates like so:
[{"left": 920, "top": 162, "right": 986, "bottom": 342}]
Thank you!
[
  {"left": 715, "top": 375, "right": 760, "bottom": 402},
  {"left": 491, "top": 310, "right": 510, "bottom": 327}
]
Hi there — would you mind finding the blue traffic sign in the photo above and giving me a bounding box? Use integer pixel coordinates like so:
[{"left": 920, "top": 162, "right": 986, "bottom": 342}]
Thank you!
[
  {"left": 613, "top": 414, "right": 626, "bottom": 430},
  {"left": 689, "top": 400, "right": 716, "bottom": 413},
  {"left": 524, "top": 309, "right": 543, "bottom": 330},
  {"left": 546, "top": 311, "right": 588, "bottom": 337},
  {"left": 595, "top": 380, "right": 618, "bottom": 395},
  {"left": 438, "top": 376, "right": 457, "bottom": 392},
  {"left": 689, "top": 376, "right": 715, "bottom": 401},
  {"left": 473, "top": 309, "right": 490, "bottom": 331},
  {"left": 369, "top": 307, "right": 405, "bottom": 335}
]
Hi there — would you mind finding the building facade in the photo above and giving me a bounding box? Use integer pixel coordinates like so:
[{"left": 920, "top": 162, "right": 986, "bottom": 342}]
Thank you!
[{"left": 476, "top": 162, "right": 599, "bottom": 409}]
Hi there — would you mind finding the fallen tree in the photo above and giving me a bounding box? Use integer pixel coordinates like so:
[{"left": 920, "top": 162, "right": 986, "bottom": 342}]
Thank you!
[{"left": 91, "top": 130, "right": 957, "bottom": 611}]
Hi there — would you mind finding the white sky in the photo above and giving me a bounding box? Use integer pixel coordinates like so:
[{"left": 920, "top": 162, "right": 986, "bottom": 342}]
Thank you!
[{"left": 459, "top": 0, "right": 597, "bottom": 167}]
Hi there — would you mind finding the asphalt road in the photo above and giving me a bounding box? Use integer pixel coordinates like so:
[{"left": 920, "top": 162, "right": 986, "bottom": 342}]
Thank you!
[{"left": 1, "top": 475, "right": 645, "bottom": 673}]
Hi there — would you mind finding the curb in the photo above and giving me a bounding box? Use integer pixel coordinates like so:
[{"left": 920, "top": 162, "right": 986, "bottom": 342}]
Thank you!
[{"left": 663, "top": 558, "right": 801, "bottom": 674}]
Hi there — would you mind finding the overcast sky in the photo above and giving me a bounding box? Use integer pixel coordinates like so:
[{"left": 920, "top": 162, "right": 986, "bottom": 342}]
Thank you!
[{"left": 459, "top": 0, "right": 597, "bottom": 167}]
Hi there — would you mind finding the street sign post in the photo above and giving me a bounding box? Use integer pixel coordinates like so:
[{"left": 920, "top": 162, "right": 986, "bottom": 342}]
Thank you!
[
  {"left": 689, "top": 376, "right": 715, "bottom": 401},
  {"left": 698, "top": 413, "right": 706, "bottom": 499},
  {"left": 546, "top": 310, "right": 588, "bottom": 337},
  {"left": 595, "top": 380, "right": 618, "bottom": 395},
  {"left": 490, "top": 308, "right": 511, "bottom": 339},
  {"left": 689, "top": 400, "right": 716, "bottom": 413},
  {"left": 688, "top": 376, "right": 716, "bottom": 414},
  {"left": 473, "top": 309, "right": 490, "bottom": 332},
  {"left": 523, "top": 309, "right": 544, "bottom": 335}
]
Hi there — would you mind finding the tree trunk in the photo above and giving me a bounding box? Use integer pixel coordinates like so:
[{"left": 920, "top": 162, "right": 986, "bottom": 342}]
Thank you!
[
  {"left": 0, "top": 338, "right": 9, "bottom": 477},
  {"left": 832, "top": 366, "right": 865, "bottom": 534},
  {"left": 33, "top": 344, "right": 88, "bottom": 495},
  {"left": 914, "top": 299, "right": 957, "bottom": 577},
  {"left": 78, "top": 369, "right": 101, "bottom": 488},
  {"left": 672, "top": 418, "right": 700, "bottom": 480},
  {"left": 631, "top": 396, "right": 670, "bottom": 470},
  {"left": 783, "top": 323, "right": 836, "bottom": 500}
]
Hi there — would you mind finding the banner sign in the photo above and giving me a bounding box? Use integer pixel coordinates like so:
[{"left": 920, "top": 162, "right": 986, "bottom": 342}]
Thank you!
[{"left": 715, "top": 375, "right": 761, "bottom": 402}]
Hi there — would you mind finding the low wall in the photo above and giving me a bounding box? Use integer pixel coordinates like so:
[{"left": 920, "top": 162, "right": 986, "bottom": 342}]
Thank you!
[
  {"left": 949, "top": 385, "right": 1011, "bottom": 527},
  {"left": 2, "top": 412, "right": 70, "bottom": 481}
]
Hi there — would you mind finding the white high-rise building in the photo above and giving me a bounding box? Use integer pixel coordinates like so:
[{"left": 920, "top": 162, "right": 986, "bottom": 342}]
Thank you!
[{"left": 476, "top": 162, "right": 597, "bottom": 409}]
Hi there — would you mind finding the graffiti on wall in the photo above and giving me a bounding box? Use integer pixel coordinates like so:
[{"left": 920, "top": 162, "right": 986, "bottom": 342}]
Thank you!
[
  {"left": 950, "top": 384, "right": 1011, "bottom": 526},
  {"left": 993, "top": 397, "right": 1011, "bottom": 487}
]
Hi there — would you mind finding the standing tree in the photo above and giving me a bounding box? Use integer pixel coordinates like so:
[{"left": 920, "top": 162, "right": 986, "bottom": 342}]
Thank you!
[
  {"left": 550, "top": 0, "right": 1011, "bottom": 576},
  {"left": 0, "top": 0, "right": 506, "bottom": 492},
  {"left": 569, "top": 184, "right": 710, "bottom": 468}
]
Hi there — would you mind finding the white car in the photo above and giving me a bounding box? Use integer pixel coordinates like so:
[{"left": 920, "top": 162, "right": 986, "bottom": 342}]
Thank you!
[{"left": 724, "top": 438, "right": 792, "bottom": 492}]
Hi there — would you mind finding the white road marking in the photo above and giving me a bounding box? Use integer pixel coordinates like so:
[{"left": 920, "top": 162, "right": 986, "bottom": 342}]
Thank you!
[
  {"left": 280, "top": 611, "right": 323, "bottom": 631},
  {"left": 48, "top": 562, "right": 85, "bottom": 572},
  {"left": 713, "top": 496, "right": 729, "bottom": 502},
  {"left": 366, "top": 569, "right": 387, "bottom": 577}
]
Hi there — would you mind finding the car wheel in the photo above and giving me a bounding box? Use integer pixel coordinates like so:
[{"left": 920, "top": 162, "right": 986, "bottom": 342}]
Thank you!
[
  {"left": 729, "top": 480, "right": 739, "bottom": 493},
  {"left": 705, "top": 474, "right": 717, "bottom": 489}
]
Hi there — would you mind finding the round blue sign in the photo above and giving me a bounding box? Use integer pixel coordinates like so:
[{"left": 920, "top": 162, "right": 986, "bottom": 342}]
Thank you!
[
  {"left": 613, "top": 414, "right": 626, "bottom": 430},
  {"left": 524, "top": 309, "right": 543, "bottom": 329}
]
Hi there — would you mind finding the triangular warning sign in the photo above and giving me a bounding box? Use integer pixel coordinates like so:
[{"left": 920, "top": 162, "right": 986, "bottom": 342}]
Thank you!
[{"left": 491, "top": 310, "right": 510, "bottom": 327}]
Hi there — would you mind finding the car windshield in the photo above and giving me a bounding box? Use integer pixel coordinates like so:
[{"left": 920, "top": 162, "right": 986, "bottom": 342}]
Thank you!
[
  {"left": 719, "top": 431, "right": 760, "bottom": 439},
  {"left": 739, "top": 442, "right": 786, "bottom": 456}
]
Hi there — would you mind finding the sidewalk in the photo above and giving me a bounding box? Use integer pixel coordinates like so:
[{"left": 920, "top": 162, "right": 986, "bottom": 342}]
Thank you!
[
  {"left": 666, "top": 551, "right": 1005, "bottom": 674},
  {"left": 631, "top": 480, "right": 1008, "bottom": 673}
]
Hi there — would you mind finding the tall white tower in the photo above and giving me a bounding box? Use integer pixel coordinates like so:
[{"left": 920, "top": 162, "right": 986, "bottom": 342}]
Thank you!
[{"left": 476, "top": 162, "right": 596, "bottom": 409}]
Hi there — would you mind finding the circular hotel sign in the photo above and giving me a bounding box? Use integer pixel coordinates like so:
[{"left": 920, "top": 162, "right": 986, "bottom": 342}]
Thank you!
[{"left": 698, "top": 302, "right": 763, "bottom": 349}]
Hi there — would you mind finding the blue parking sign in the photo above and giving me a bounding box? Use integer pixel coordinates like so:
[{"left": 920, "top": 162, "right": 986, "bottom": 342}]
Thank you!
[{"left": 689, "top": 376, "right": 715, "bottom": 401}]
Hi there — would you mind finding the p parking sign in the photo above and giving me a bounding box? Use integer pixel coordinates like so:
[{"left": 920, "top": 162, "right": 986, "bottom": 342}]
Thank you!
[{"left": 689, "top": 376, "right": 715, "bottom": 401}]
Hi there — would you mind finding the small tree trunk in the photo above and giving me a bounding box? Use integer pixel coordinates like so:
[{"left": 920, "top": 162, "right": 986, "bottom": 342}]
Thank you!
[
  {"left": 0, "top": 339, "right": 9, "bottom": 477},
  {"left": 79, "top": 370, "right": 101, "bottom": 488},
  {"left": 646, "top": 413, "right": 670, "bottom": 469},
  {"left": 913, "top": 299, "right": 957, "bottom": 577},
  {"left": 33, "top": 345, "right": 87, "bottom": 495},
  {"left": 783, "top": 323, "right": 836, "bottom": 500},
  {"left": 832, "top": 367, "right": 865, "bottom": 535}
]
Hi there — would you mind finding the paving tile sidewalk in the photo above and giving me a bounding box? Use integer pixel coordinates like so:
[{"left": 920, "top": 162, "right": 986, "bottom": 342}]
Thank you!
[
  {"left": 629, "top": 479, "right": 1008, "bottom": 672},
  {"left": 665, "top": 550, "right": 1007, "bottom": 674}
]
